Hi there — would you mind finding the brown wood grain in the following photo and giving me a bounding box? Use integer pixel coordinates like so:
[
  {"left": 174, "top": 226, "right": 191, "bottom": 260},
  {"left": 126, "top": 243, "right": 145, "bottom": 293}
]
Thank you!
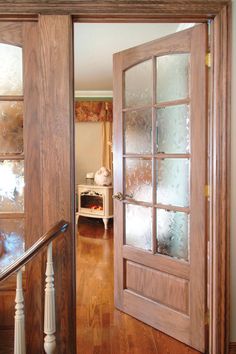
[
  {"left": 23, "top": 21, "right": 44, "bottom": 351},
  {"left": 229, "top": 343, "right": 236, "bottom": 354},
  {"left": 76, "top": 219, "right": 201, "bottom": 354},
  {"left": 113, "top": 23, "right": 208, "bottom": 352},
  {"left": 0, "top": 22, "right": 22, "bottom": 46},
  {"left": 126, "top": 260, "right": 189, "bottom": 314},
  {"left": 113, "top": 50, "right": 124, "bottom": 311},
  {"left": 39, "top": 15, "right": 76, "bottom": 354},
  {"left": 189, "top": 22, "right": 207, "bottom": 352},
  {"left": 209, "top": 5, "right": 231, "bottom": 354},
  {"left": 0, "top": 1, "right": 229, "bottom": 20}
]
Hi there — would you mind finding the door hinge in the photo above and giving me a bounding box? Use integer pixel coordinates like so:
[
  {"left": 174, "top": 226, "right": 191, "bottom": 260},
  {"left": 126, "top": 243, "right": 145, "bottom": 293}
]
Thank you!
[
  {"left": 205, "top": 185, "right": 210, "bottom": 197},
  {"left": 206, "top": 52, "right": 211, "bottom": 68}
]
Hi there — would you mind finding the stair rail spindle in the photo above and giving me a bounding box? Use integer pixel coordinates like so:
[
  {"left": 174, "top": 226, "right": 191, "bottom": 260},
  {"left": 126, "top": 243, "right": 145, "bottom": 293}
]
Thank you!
[
  {"left": 14, "top": 269, "right": 26, "bottom": 354},
  {"left": 44, "top": 242, "right": 56, "bottom": 354}
]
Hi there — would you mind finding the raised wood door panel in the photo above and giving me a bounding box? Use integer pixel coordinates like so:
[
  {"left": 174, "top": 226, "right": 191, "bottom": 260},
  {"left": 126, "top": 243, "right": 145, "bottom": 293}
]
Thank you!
[{"left": 113, "top": 24, "right": 207, "bottom": 353}]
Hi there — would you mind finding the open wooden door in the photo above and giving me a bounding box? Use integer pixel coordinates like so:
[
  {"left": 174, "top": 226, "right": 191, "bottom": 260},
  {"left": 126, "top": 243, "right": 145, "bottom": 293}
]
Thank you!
[{"left": 113, "top": 24, "right": 207, "bottom": 352}]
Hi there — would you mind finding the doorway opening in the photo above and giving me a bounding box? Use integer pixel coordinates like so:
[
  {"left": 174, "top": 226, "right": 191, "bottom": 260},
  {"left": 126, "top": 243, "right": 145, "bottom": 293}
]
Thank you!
[{"left": 73, "top": 22, "right": 207, "bottom": 354}]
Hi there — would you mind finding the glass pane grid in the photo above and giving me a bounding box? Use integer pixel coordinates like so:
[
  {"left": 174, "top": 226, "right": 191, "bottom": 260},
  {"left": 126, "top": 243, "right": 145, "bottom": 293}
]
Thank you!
[{"left": 123, "top": 54, "right": 191, "bottom": 259}]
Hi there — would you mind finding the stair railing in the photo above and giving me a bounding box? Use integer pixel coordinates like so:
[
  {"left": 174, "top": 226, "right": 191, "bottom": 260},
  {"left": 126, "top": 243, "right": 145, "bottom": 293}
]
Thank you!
[{"left": 0, "top": 220, "right": 69, "bottom": 354}]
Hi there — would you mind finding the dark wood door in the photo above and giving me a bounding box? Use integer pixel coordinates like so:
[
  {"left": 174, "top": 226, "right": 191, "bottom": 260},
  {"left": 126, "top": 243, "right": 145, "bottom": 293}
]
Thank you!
[
  {"left": 0, "top": 16, "right": 75, "bottom": 354},
  {"left": 113, "top": 24, "right": 207, "bottom": 353}
]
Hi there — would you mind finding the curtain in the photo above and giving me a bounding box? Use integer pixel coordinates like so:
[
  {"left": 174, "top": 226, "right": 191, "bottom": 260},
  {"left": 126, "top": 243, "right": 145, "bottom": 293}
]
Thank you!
[{"left": 102, "top": 121, "right": 112, "bottom": 171}]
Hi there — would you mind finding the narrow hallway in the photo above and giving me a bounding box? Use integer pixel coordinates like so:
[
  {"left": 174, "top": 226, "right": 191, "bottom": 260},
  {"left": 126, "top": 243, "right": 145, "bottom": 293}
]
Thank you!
[{"left": 76, "top": 219, "right": 200, "bottom": 354}]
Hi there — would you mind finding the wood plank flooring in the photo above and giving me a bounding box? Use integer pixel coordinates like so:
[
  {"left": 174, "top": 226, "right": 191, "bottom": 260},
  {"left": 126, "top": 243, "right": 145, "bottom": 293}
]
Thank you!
[{"left": 76, "top": 218, "right": 201, "bottom": 354}]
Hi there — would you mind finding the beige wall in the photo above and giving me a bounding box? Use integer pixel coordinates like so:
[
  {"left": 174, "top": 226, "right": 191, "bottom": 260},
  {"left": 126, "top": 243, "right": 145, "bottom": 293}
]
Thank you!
[
  {"left": 231, "top": 0, "right": 236, "bottom": 342},
  {"left": 75, "top": 122, "right": 102, "bottom": 186}
]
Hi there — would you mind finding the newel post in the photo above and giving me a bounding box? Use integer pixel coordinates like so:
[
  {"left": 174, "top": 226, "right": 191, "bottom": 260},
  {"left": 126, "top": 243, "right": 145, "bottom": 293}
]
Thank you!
[
  {"left": 44, "top": 242, "right": 56, "bottom": 354},
  {"left": 14, "top": 269, "right": 26, "bottom": 354}
]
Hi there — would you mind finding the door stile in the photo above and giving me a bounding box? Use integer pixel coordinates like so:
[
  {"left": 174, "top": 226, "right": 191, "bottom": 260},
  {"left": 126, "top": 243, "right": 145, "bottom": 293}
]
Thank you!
[
  {"left": 113, "top": 52, "right": 125, "bottom": 310},
  {"left": 152, "top": 55, "right": 157, "bottom": 254},
  {"left": 189, "top": 24, "right": 208, "bottom": 351}
]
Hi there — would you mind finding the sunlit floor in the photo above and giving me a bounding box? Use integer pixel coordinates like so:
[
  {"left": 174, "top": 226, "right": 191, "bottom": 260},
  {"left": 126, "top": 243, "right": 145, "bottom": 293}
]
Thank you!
[{"left": 76, "top": 218, "right": 200, "bottom": 354}]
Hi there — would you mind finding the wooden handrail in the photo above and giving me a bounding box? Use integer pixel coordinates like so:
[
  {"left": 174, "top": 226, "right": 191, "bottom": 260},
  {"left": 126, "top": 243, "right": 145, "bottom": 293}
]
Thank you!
[{"left": 0, "top": 220, "right": 69, "bottom": 283}]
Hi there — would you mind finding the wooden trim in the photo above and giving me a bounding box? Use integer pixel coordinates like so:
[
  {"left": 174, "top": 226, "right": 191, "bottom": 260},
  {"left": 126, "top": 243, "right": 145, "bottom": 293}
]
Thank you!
[
  {"left": 229, "top": 343, "right": 236, "bottom": 354},
  {"left": 0, "top": 96, "right": 24, "bottom": 101},
  {"left": 123, "top": 153, "right": 191, "bottom": 159},
  {"left": 208, "top": 5, "right": 231, "bottom": 354},
  {"left": 23, "top": 20, "right": 44, "bottom": 351},
  {"left": 39, "top": 15, "right": 76, "bottom": 354},
  {"left": 0, "top": 1, "right": 229, "bottom": 19},
  {"left": 0, "top": 22, "right": 22, "bottom": 45},
  {"left": 113, "top": 50, "right": 124, "bottom": 310},
  {"left": 0, "top": 212, "right": 24, "bottom": 219},
  {"left": 123, "top": 245, "right": 190, "bottom": 279},
  {"left": 0, "top": 154, "right": 24, "bottom": 160},
  {"left": 0, "top": 220, "right": 68, "bottom": 282}
]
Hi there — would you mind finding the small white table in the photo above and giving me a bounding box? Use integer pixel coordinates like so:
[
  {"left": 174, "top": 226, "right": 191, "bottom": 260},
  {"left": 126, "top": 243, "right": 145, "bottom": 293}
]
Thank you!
[{"left": 76, "top": 184, "right": 113, "bottom": 229}]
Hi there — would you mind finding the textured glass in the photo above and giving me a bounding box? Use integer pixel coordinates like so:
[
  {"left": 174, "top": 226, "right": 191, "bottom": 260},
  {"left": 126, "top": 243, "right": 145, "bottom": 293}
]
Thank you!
[
  {"left": 156, "top": 105, "right": 190, "bottom": 153},
  {"left": 0, "top": 101, "right": 23, "bottom": 154},
  {"left": 156, "top": 209, "right": 189, "bottom": 261},
  {"left": 0, "top": 44, "right": 23, "bottom": 95},
  {"left": 0, "top": 219, "right": 24, "bottom": 271},
  {"left": 125, "top": 60, "right": 152, "bottom": 108},
  {"left": 157, "top": 159, "right": 190, "bottom": 207},
  {"left": 125, "top": 158, "right": 152, "bottom": 203},
  {"left": 0, "top": 160, "right": 24, "bottom": 212},
  {"left": 156, "top": 54, "right": 189, "bottom": 103},
  {"left": 125, "top": 204, "right": 152, "bottom": 251},
  {"left": 124, "top": 109, "right": 152, "bottom": 154}
]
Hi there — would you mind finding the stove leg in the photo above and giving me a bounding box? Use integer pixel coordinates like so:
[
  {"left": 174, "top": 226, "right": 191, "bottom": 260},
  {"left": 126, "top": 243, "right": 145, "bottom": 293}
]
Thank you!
[{"left": 103, "top": 218, "right": 108, "bottom": 230}]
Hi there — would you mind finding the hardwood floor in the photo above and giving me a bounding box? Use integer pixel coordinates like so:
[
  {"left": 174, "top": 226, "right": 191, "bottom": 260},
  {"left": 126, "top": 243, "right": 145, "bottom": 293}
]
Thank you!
[{"left": 76, "top": 218, "right": 201, "bottom": 354}]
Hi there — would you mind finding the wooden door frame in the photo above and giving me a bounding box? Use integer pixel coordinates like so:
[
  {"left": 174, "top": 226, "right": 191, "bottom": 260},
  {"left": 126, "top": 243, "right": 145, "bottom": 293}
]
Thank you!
[{"left": 0, "top": 1, "right": 231, "bottom": 353}]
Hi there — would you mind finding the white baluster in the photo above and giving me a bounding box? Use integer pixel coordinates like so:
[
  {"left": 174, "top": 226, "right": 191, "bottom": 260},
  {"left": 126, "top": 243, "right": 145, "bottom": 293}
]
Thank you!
[
  {"left": 14, "top": 269, "right": 26, "bottom": 354},
  {"left": 44, "top": 242, "right": 56, "bottom": 354}
]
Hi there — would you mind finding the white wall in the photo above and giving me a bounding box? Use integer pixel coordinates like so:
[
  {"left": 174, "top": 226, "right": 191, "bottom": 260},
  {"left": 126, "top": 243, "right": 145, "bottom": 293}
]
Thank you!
[
  {"left": 231, "top": 0, "right": 236, "bottom": 342},
  {"left": 75, "top": 122, "right": 102, "bottom": 186}
]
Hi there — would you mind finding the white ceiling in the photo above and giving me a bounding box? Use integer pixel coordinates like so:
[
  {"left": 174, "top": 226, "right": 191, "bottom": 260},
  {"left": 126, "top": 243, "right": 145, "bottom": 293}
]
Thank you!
[{"left": 73, "top": 23, "right": 180, "bottom": 92}]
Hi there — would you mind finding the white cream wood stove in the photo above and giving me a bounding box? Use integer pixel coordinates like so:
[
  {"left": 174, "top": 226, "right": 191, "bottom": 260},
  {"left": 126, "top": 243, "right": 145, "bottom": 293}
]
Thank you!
[{"left": 76, "top": 184, "right": 113, "bottom": 229}]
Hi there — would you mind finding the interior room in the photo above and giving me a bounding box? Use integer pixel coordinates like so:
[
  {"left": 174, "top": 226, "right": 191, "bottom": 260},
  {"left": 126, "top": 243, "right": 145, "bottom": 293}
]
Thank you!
[
  {"left": 0, "top": 2, "right": 233, "bottom": 353},
  {"left": 74, "top": 22, "right": 200, "bottom": 353}
]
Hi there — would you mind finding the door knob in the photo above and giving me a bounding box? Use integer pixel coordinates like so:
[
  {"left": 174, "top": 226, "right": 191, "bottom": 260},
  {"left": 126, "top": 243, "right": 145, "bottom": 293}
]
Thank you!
[
  {"left": 112, "top": 192, "right": 134, "bottom": 201},
  {"left": 112, "top": 192, "right": 124, "bottom": 201}
]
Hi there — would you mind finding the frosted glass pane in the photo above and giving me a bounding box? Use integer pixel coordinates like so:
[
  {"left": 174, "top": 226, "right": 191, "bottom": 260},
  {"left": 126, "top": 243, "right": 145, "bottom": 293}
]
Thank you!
[
  {"left": 125, "top": 158, "right": 152, "bottom": 203},
  {"left": 0, "top": 44, "right": 23, "bottom": 95},
  {"left": 0, "top": 160, "right": 24, "bottom": 212},
  {"left": 125, "top": 60, "right": 152, "bottom": 108},
  {"left": 0, "top": 219, "right": 24, "bottom": 271},
  {"left": 125, "top": 204, "right": 152, "bottom": 251},
  {"left": 156, "top": 54, "right": 189, "bottom": 103},
  {"left": 157, "top": 159, "right": 190, "bottom": 207},
  {"left": 156, "top": 105, "right": 190, "bottom": 153},
  {"left": 156, "top": 209, "right": 189, "bottom": 261},
  {"left": 0, "top": 101, "right": 23, "bottom": 154},
  {"left": 124, "top": 109, "right": 152, "bottom": 154}
]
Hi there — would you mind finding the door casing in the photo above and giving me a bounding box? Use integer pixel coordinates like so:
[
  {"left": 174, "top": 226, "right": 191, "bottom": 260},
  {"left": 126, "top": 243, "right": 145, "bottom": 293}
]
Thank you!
[{"left": 0, "top": 1, "right": 230, "bottom": 353}]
